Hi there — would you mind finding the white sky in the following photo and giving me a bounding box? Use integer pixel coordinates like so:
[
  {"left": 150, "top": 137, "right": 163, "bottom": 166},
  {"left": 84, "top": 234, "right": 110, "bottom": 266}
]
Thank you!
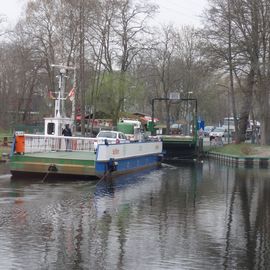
[
  {"left": 152, "top": 0, "right": 208, "bottom": 27},
  {"left": 0, "top": 0, "right": 26, "bottom": 26},
  {"left": 0, "top": 0, "right": 209, "bottom": 27}
]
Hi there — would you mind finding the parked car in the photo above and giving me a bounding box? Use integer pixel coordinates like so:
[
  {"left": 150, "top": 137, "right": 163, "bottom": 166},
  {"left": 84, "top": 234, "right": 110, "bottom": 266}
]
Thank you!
[
  {"left": 170, "top": 123, "right": 182, "bottom": 134},
  {"left": 204, "top": 126, "right": 215, "bottom": 137},
  {"left": 209, "top": 127, "right": 226, "bottom": 141},
  {"left": 94, "top": 130, "right": 129, "bottom": 151}
]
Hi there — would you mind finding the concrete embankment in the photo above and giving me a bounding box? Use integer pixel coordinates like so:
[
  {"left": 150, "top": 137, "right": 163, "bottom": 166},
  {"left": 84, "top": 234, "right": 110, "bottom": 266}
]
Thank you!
[{"left": 207, "top": 151, "right": 270, "bottom": 168}]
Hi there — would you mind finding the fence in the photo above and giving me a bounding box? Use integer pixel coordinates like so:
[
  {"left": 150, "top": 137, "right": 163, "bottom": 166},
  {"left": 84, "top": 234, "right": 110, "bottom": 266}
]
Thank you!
[{"left": 23, "top": 134, "right": 96, "bottom": 153}]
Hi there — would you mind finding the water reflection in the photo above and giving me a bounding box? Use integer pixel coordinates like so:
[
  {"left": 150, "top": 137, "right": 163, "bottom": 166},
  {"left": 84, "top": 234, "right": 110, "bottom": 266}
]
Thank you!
[
  {"left": 0, "top": 161, "right": 270, "bottom": 269},
  {"left": 222, "top": 168, "right": 270, "bottom": 270}
]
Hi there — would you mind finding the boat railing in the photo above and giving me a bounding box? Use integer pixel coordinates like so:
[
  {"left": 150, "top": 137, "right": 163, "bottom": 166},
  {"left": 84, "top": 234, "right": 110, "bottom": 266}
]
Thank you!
[{"left": 20, "top": 134, "right": 96, "bottom": 153}]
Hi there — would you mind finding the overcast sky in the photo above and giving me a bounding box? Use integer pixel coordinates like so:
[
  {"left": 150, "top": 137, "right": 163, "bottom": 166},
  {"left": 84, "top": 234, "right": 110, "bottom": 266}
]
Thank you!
[
  {"left": 0, "top": 0, "right": 25, "bottom": 26},
  {"left": 153, "top": 0, "right": 208, "bottom": 27},
  {"left": 0, "top": 0, "right": 209, "bottom": 27}
]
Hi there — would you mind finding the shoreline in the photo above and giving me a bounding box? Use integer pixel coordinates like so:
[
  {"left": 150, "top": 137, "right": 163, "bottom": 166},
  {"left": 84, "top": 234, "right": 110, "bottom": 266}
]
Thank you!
[{"left": 206, "top": 143, "right": 270, "bottom": 168}]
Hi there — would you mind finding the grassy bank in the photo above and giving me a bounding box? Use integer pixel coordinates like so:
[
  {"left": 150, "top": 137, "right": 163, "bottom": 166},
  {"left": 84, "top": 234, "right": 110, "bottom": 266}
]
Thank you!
[
  {"left": 0, "top": 131, "right": 12, "bottom": 159},
  {"left": 208, "top": 143, "right": 270, "bottom": 157},
  {"left": 0, "top": 145, "right": 10, "bottom": 156}
]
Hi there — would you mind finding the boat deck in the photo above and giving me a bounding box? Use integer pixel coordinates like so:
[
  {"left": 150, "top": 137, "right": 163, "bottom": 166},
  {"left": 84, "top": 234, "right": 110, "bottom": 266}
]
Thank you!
[
  {"left": 161, "top": 135, "right": 197, "bottom": 160},
  {"left": 23, "top": 151, "right": 96, "bottom": 161},
  {"left": 10, "top": 151, "right": 97, "bottom": 178},
  {"left": 161, "top": 135, "right": 194, "bottom": 142}
]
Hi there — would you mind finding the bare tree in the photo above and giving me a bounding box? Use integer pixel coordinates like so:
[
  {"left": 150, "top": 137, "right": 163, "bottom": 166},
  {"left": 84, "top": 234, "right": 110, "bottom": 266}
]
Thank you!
[
  {"left": 144, "top": 25, "right": 211, "bottom": 132},
  {"left": 84, "top": 0, "right": 157, "bottom": 125},
  {"left": 203, "top": 0, "right": 270, "bottom": 144}
]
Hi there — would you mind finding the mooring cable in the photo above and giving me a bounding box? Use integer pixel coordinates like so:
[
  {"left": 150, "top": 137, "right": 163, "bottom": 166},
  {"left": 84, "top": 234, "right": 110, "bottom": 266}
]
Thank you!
[
  {"left": 42, "top": 171, "right": 50, "bottom": 183},
  {"left": 42, "top": 164, "right": 57, "bottom": 183},
  {"left": 95, "top": 169, "right": 112, "bottom": 186}
]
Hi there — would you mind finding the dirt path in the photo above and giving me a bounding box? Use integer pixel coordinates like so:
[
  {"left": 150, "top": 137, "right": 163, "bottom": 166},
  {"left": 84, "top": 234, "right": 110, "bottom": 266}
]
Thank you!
[{"left": 251, "top": 146, "right": 270, "bottom": 157}]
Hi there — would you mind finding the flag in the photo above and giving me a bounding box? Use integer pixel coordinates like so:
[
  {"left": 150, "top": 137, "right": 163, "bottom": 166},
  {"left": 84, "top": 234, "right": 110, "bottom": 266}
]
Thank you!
[
  {"left": 48, "top": 90, "right": 56, "bottom": 100},
  {"left": 68, "top": 88, "right": 75, "bottom": 101}
]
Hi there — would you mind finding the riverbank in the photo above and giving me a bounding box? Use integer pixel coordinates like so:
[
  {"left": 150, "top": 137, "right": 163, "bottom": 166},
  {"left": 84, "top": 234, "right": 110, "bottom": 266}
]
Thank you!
[
  {"left": 0, "top": 133, "right": 13, "bottom": 161},
  {"left": 206, "top": 143, "right": 270, "bottom": 167},
  {"left": 0, "top": 139, "right": 11, "bottom": 162},
  {"left": 207, "top": 143, "right": 270, "bottom": 157},
  {"left": 0, "top": 145, "right": 10, "bottom": 162}
]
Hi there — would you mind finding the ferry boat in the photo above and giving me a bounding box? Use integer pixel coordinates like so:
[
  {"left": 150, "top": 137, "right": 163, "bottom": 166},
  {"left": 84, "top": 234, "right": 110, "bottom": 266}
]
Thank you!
[
  {"left": 9, "top": 66, "right": 163, "bottom": 180},
  {"left": 10, "top": 133, "right": 162, "bottom": 179}
]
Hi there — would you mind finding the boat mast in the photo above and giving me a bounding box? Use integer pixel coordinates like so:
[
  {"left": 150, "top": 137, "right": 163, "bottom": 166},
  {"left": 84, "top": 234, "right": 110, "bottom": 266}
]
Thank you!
[{"left": 51, "top": 64, "right": 76, "bottom": 119}]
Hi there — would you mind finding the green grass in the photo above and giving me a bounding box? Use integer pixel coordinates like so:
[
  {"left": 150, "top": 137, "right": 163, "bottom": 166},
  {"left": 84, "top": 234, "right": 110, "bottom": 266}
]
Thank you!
[
  {"left": 208, "top": 143, "right": 269, "bottom": 157},
  {"left": 0, "top": 131, "right": 12, "bottom": 159},
  {"left": 0, "top": 145, "right": 10, "bottom": 159},
  {"left": 0, "top": 128, "right": 12, "bottom": 136}
]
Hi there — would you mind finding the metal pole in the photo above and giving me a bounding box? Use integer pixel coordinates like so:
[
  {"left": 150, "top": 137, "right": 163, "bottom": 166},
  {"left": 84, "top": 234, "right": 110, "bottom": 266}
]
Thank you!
[
  {"left": 187, "top": 92, "right": 193, "bottom": 136},
  {"left": 71, "top": 71, "right": 76, "bottom": 134},
  {"left": 228, "top": 91, "right": 230, "bottom": 143},
  {"left": 60, "top": 69, "right": 66, "bottom": 117},
  {"left": 151, "top": 99, "right": 155, "bottom": 136},
  {"left": 51, "top": 64, "right": 76, "bottom": 118},
  {"left": 187, "top": 99, "right": 189, "bottom": 136}
]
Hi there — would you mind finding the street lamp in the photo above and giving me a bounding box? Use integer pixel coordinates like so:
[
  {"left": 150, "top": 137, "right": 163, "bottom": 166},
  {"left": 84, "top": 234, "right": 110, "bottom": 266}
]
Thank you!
[{"left": 216, "top": 83, "right": 230, "bottom": 143}]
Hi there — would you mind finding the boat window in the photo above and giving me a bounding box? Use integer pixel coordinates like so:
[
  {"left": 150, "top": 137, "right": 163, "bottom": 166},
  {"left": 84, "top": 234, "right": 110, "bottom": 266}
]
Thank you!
[
  {"left": 120, "top": 133, "right": 126, "bottom": 139},
  {"left": 47, "top": 123, "right": 55, "bottom": 135},
  {"left": 98, "top": 131, "right": 116, "bottom": 138}
]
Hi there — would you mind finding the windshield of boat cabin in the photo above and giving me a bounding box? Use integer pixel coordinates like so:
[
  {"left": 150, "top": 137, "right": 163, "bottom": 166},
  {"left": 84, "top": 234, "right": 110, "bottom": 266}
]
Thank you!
[{"left": 97, "top": 131, "right": 117, "bottom": 138}]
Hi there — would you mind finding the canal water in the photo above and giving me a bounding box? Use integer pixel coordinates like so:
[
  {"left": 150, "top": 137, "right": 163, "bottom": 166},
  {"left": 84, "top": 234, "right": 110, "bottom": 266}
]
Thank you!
[{"left": 0, "top": 160, "right": 270, "bottom": 270}]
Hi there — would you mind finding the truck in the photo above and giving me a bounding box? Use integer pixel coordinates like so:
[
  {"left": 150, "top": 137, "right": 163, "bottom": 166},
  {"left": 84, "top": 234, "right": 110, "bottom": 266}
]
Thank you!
[{"left": 117, "top": 119, "right": 143, "bottom": 142}]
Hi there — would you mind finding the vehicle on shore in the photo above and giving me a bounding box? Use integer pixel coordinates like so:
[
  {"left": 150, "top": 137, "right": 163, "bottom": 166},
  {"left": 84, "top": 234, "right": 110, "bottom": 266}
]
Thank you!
[
  {"left": 117, "top": 119, "right": 142, "bottom": 141},
  {"left": 94, "top": 130, "right": 129, "bottom": 151},
  {"left": 209, "top": 127, "right": 226, "bottom": 141},
  {"left": 204, "top": 126, "right": 215, "bottom": 137}
]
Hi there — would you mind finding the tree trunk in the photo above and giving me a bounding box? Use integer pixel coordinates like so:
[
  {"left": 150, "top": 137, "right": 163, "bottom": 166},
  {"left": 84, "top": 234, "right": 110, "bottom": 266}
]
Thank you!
[
  {"left": 259, "top": 84, "right": 270, "bottom": 144},
  {"left": 237, "top": 70, "right": 254, "bottom": 143}
]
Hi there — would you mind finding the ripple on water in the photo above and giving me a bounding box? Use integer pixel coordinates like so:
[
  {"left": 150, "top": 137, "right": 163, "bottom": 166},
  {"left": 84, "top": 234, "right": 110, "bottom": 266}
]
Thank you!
[{"left": 1, "top": 161, "right": 270, "bottom": 269}]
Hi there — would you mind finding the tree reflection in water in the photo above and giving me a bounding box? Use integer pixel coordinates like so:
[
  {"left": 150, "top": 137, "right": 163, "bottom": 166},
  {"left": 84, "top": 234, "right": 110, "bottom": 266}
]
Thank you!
[
  {"left": 0, "top": 162, "right": 270, "bottom": 269},
  {"left": 223, "top": 168, "right": 270, "bottom": 269}
]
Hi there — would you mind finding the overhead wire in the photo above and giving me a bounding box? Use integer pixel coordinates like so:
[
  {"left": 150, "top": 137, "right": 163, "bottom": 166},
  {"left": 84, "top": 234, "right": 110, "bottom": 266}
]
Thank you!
[{"left": 151, "top": 0, "right": 207, "bottom": 26}]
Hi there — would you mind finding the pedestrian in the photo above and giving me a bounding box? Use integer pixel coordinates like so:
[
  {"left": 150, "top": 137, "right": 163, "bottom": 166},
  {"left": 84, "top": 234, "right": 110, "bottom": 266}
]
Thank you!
[
  {"left": 62, "top": 124, "right": 72, "bottom": 136},
  {"left": 198, "top": 128, "right": 204, "bottom": 138},
  {"left": 62, "top": 124, "right": 72, "bottom": 151}
]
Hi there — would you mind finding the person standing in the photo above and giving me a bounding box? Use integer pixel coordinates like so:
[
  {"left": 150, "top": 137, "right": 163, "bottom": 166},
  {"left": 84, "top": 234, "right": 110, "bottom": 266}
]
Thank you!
[{"left": 62, "top": 124, "right": 72, "bottom": 151}]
